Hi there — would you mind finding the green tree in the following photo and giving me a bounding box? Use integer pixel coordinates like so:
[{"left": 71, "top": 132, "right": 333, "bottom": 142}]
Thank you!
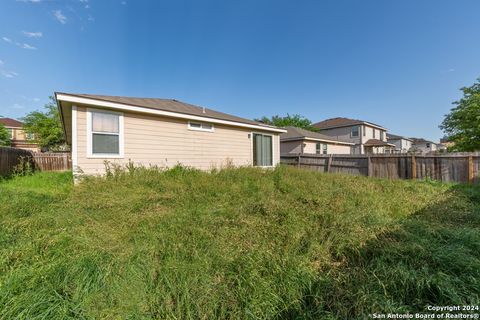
[
  {"left": 440, "top": 78, "right": 480, "bottom": 151},
  {"left": 22, "top": 97, "right": 66, "bottom": 151},
  {"left": 255, "top": 114, "right": 318, "bottom": 131},
  {"left": 0, "top": 123, "right": 11, "bottom": 146}
]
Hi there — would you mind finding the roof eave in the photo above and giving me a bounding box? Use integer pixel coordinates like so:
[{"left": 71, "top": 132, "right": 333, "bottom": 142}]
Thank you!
[
  {"left": 280, "top": 136, "right": 355, "bottom": 145},
  {"left": 55, "top": 93, "right": 286, "bottom": 133},
  {"left": 315, "top": 121, "right": 387, "bottom": 131}
]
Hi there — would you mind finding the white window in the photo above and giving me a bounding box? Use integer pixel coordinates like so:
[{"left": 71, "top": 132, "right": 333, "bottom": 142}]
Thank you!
[
  {"left": 7, "top": 128, "right": 14, "bottom": 139},
  {"left": 351, "top": 126, "right": 359, "bottom": 137},
  {"left": 87, "top": 109, "right": 124, "bottom": 158},
  {"left": 380, "top": 131, "right": 384, "bottom": 141},
  {"left": 323, "top": 144, "right": 328, "bottom": 154},
  {"left": 253, "top": 133, "right": 273, "bottom": 166},
  {"left": 188, "top": 121, "right": 214, "bottom": 132},
  {"left": 316, "top": 142, "right": 321, "bottom": 154}
]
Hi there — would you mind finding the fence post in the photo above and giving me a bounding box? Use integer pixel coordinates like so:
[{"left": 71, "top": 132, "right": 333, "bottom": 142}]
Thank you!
[
  {"left": 297, "top": 155, "right": 301, "bottom": 168},
  {"left": 367, "top": 156, "right": 373, "bottom": 177},
  {"left": 468, "top": 156, "right": 474, "bottom": 184},
  {"left": 327, "top": 154, "right": 333, "bottom": 172},
  {"left": 411, "top": 155, "right": 417, "bottom": 180}
]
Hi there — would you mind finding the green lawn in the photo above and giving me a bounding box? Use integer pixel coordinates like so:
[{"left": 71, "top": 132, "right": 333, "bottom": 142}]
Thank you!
[{"left": 0, "top": 166, "right": 479, "bottom": 319}]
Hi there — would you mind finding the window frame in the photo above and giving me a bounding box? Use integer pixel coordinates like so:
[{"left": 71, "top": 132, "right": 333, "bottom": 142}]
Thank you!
[
  {"left": 86, "top": 108, "right": 124, "bottom": 159},
  {"left": 7, "top": 128, "right": 14, "bottom": 139},
  {"left": 380, "top": 131, "right": 384, "bottom": 141},
  {"left": 351, "top": 126, "right": 359, "bottom": 137},
  {"left": 322, "top": 143, "right": 328, "bottom": 155},
  {"left": 316, "top": 142, "right": 321, "bottom": 154},
  {"left": 251, "top": 132, "right": 274, "bottom": 167},
  {"left": 188, "top": 121, "right": 214, "bottom": 132}
]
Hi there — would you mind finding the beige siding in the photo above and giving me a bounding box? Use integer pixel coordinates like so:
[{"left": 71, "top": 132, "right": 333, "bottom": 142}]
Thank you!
[
  {"left": 280, "top": 139, "right": 351, "bottom": 155},
  {"left": 320, "top": 126, "right": 360, "bottom": 144},
  {"left": 280, "top": 140, "right": 303, "bottom": 154},
  {"left": 303, "top": 141, "right": 351, "bottom": 154},
  {"left": 321, "top": 124, "right": 388, "bottom": 154},
  {"left": 75, "top": 106, "right": 280, "bottom": 175}
]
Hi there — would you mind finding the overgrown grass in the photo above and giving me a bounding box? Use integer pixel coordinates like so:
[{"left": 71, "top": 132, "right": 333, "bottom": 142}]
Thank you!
[{"left": 0, "top": 166, "right": 478, "bottom": 319}]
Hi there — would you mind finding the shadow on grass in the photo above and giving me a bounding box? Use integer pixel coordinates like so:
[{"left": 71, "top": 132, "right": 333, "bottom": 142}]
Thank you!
[{"left": 277, "top": 183, "right": 480, "bottom": 319}]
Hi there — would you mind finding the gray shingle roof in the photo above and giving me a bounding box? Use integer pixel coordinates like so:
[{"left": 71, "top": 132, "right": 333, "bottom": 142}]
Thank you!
[
  {"left": 55, "top": 92, "right": 279, "bottom": 130},
  {"left": 281, "top": 126, "right": 354, "bottom": 145},
  {"left": 387, "top": 133, "right": 412, "bottom": 141},
  {"left": 313, "top": 117, "right": 386, "bottom": 130}
]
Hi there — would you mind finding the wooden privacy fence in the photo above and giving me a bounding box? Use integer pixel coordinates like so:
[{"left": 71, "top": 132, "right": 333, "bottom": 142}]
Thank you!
[
  {"left": 0, "top": 147, "right": 33, "bottom": 176},
  {"left": 0, "top": 147, "right": 71, "bottom": 176},
  {"left": 32, "top": 153, "right": 72, "bottom": 171},
  {"left": 281, "top": 153, "right": 480, "bottom": 184}
]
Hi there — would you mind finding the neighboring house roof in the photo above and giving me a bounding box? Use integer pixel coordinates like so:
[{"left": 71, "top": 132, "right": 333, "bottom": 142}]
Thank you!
[
  {"left": 363, "top": 139, "right": 396, "bottom": 147},
  {"left": 410, "top": 138, "right": 436, "bottom": 145},
  {"left": 0, "top": 117, "right": 23, "bottom": 128},
  {"left": 280, "top": 126, "right": 354, "bottom": 145},
  {"left": 55, "top": 92, "right": 285, "bottom": 133},
  {"left": 387, "top": 133, "right": 413, "bottom": 141},
  {"left": 313, "top": 117, "right": 386, "bottom": 130}
]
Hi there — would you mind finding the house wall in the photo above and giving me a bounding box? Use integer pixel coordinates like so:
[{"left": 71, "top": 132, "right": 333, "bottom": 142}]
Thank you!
[
  {"left": 280, "top": 140, "right": 351, "bottom": 154},
  {"left": 413, "top": 142, "right": 437, "bottom": 154},
  {"left": 5, "top": 127, "right": 26, "bottom": 141},
  {"left": 319, "top": 126, "right": 361, "bottom": 144},
  {"left": 302, "top": 141, "right": 351, "bottom": 154},
  {"left": 389, "top": 139, "right": 413, "bottom": 152},
  {"left": 320, "top": 124, "right": 387, "bottom": 154},
  {"left": 74, "top": 105, "right": 280, "bottom": 175},
  {"left": 280, "top": 140, "right": 303, "bottom": 154},
  {"left": 5, "top": 126, "right": 40, "bottom": 152}
]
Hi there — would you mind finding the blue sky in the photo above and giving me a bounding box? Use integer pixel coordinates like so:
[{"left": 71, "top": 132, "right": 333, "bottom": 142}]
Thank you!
[{"left": 1, "top": 0, "right": 479, "bottom": 141}]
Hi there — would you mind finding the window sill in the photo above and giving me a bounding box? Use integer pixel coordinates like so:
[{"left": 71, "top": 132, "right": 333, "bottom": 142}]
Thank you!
[
  {"left": 87, "top": 154, "right": 125, "bottom": 159},
  {"left": 188, "top": 127, "right": 214, "bottom": 133}
]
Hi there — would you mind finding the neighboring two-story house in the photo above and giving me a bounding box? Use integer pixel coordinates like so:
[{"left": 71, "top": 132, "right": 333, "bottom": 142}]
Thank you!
[
  {"left": 280, "top": 126, "right": 354, "bottom": 155},
  {"left": 0, "top": 117, "right": 39, "bottom": 152},
  {"left": 386, "top": 133, "right": 413, "bottom": 153},
  {"left": 410, "top": 138, "right": 438, "bottom": 154},
  {"left": 312, "top": 117, "right": 394, "bottom": 154}
]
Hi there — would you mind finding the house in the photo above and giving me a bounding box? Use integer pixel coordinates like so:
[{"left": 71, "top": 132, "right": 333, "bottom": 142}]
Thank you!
[
  {"left": 55, "top": 92, "right": 286, "bottom": 177},
  {"left": 280, "top": 126, "right": 353, "bottom": 154},
  {"left": 0, "top": 117, "right": 39, "bottom": 152},
  {"left": 386, "top": 133, "right": 413, "bottom": 153},
  {"left": 312, "top": 117, "right": 395, "bottom": 154},
  {"left": 410, "top": 138, "right": 438, "bottom": 153},
  {"left": 440, "top": 137, "right": 454, "bottom": 150}
]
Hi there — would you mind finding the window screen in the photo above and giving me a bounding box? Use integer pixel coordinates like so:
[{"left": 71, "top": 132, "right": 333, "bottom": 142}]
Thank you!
[{"left": 91, "top": 111, "right": 120, "bottom": 155}]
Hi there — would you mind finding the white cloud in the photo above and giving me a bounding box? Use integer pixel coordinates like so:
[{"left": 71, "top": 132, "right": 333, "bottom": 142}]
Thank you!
[
  {"left": 2, "top": 37, "right": 12, "bottom": 43},
  {"left": 53, "top": 10, "right": 67, "bottom": 24},
  {"left": 33, "top": 98, "right": 40, "bottom": 102},
  {"left": 448, "top": 68, "right": 455, "bottom": 72},
  {"left": 16, "top": 0, "right": 42, "bottom": 3},
  {"left": 1, "top": 70, "right": 19, "bottom": 78},
  {"left": 0, "top": 60, "right": 3, "bottom": 65},
  {"left": 79, "top": 0, "right": 88, "bottom": 2},
  {"left": 19, "top": 43, "right": 37, "bottom": 50},
  {"left": 11, "top": 103, "right": 25, "bottom": 109},
  {"left": 22, "top": 31, "right": 43, "bottom": 38},
  {"left": 85, "top": 4, "right": 90, "bottom": 9},
  {"left": 121, "top": 1, "right": 127, "bottom": 5},
  {"left": 87, "top": 14, "right": 94, "bottom": 21}
]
